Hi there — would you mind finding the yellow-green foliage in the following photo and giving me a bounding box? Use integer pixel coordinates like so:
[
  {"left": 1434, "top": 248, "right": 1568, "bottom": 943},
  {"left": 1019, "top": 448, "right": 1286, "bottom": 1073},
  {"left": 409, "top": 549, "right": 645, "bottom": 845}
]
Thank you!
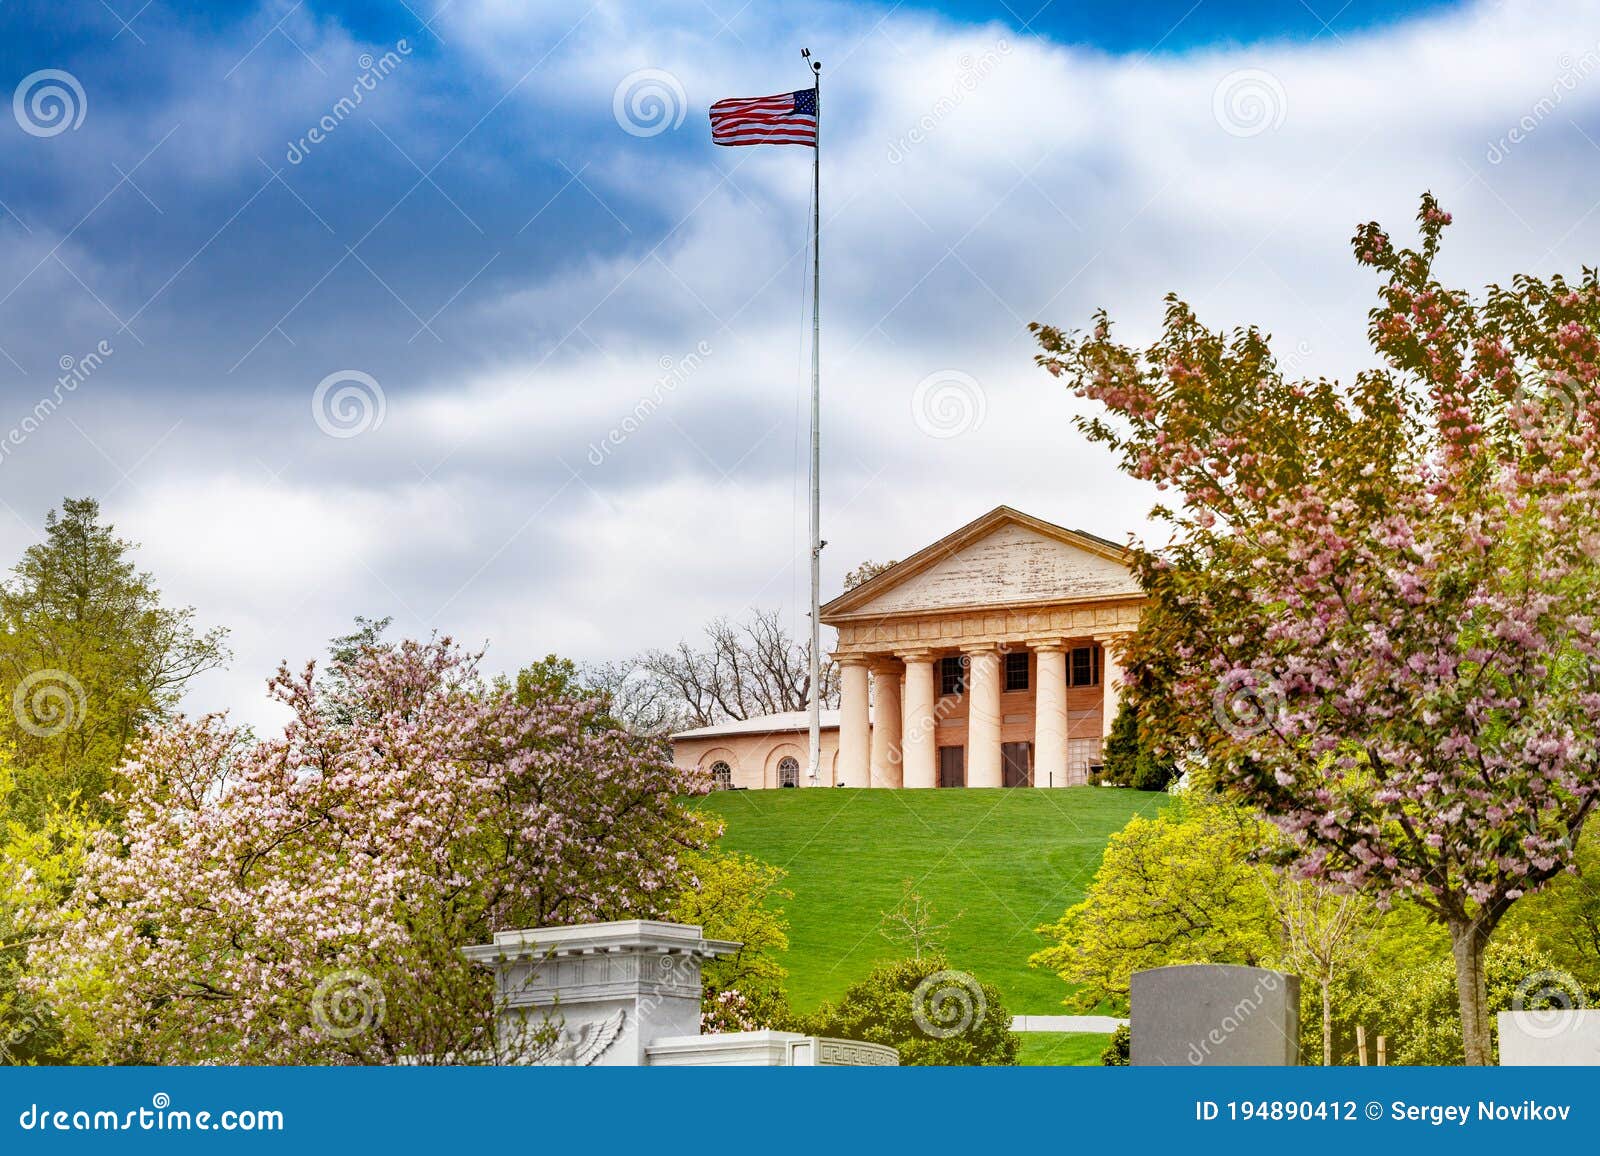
[
  {"left": 1502, "top": 825, "right": 1600, "bottom": 984},
  {"left": 1029, "top": 786, "right": 1596, "bottom": 1065},
  {"left": 1364, "top": 931, "right": 1589, "bottom": 1065},
  {"left": 669, "top": 845, "right": 792, "bottom": 1025},
  {"left": 1031, "top": 792, "right": 1277, "bottom": 1013},
  {"left": 0, "top": 498, "right": 228, "bottom": 826},
  {"left": 0, "top": 756, "right": 96, "bottom": 1063}
]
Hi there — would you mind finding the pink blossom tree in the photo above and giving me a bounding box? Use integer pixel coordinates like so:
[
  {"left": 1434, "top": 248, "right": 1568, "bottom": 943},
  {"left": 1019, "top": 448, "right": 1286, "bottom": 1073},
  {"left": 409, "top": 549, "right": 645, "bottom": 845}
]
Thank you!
[
  {"left": 31, "top": 637, "right": 709, "bottom": 1064},
  {"left": 1033, "top": 195, "right": 1600, "bottom": 1064}
]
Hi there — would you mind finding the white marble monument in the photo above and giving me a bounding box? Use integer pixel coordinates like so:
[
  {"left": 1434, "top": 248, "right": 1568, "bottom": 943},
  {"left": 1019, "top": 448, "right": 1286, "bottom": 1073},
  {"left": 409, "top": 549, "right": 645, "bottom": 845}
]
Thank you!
[
  {"left": 1498, "top": 1009, "right": 1600, "bottom": 1065},
  {"left": 461, "top": 919, "right": 898, "bottom": 1067}
]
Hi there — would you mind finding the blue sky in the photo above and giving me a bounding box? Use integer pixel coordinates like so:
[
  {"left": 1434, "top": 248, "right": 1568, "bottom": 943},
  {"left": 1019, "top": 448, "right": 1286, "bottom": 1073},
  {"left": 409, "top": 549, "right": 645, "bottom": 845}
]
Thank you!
[
  {"left": 914, "top": 0, "right": 1456, "bottom": 49},
  {"left": 0, "top": 0, "right": 1593, "bottom": 724}
]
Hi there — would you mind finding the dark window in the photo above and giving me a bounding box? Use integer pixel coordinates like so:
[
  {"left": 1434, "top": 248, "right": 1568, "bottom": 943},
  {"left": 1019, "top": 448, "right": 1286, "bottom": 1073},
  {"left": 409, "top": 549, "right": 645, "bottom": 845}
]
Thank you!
[
  {"left": 709, "top": 761, "right": 732, "bottom": 789},
  {"left": 939, "top": 655, "right": 967, "bottom": 697},
  {"left": 1004, "top": 651, "right": 1029, "bottom": 691},
  {"left": 778, "top": 756, "right": 800, "bottom": 788},
  {"left": 1070, "top": 645, "right": 1100, "bottom": 688}
]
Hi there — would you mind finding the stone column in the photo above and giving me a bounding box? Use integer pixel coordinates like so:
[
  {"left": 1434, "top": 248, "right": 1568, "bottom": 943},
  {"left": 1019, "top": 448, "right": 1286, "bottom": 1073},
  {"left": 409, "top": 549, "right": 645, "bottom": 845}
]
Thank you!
[
  {"left": 869, "top": 660, "right": 903, "bottom": 788},
  {"left": 1032, "top": 640, "right": 1068, "bottom": 789},
  {"left": 964, "top": 645, "right": 1003, "bottom": 788},
  {"left": 899, "top": 651, "right": 938, "bottom": 789},
  {"left": 1098, "top": 633, "right": 1129, "bottom": 740},
  {"left": 837, "top": 656, "right": 870, "bottom": 789}
]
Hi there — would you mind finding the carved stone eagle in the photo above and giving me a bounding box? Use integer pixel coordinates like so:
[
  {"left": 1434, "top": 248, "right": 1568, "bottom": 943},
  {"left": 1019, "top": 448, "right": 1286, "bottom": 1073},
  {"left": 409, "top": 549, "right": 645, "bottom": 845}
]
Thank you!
[{"left": 553, "top": 1009, "right": 626, "bottom": 1066}]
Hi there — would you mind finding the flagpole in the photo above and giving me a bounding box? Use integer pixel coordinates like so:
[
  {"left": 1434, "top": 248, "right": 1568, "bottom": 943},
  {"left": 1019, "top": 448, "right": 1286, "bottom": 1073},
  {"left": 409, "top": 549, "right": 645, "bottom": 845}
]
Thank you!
[{"left": 803, "top": 47, "right": 822, "bottom": 786}]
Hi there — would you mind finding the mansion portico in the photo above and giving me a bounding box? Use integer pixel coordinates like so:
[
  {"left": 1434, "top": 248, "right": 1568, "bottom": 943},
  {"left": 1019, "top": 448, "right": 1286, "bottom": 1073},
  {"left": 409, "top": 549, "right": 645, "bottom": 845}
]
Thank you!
[{"left": 670, "top": 506, "right": 1143, "bottom": 789}]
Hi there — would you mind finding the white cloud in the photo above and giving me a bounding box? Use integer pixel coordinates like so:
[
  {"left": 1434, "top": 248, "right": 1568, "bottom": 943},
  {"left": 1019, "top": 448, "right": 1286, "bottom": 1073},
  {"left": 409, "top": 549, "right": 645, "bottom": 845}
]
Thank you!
[{"left": 11, "top": 0, "right": 1600, "bottom": 728}]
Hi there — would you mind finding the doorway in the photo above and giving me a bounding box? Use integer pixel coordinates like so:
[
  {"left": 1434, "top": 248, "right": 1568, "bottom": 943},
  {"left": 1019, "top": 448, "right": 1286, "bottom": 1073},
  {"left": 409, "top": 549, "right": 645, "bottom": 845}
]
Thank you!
[
  {"left": 938, "top": 745, "right": 965, "bottom": 788},
  {"left": 1002, "top": 741, "right": 1033, "bottom": 787}
]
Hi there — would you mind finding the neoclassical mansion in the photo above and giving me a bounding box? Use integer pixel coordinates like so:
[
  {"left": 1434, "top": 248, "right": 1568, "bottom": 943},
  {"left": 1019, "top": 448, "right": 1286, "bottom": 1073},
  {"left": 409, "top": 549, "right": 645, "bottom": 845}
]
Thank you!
[{"left": 670, "top": 506, "right": 1143, "bottom": 789}]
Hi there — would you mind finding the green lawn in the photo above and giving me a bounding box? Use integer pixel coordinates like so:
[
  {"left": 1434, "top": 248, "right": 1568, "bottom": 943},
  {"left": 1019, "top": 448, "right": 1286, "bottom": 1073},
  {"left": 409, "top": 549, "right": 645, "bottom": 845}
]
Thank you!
[
  {"left": 697, "top": 786, "right": 1165, "bottom": 1015},
  {"left": 1017, "top": 1032, "right": 1112, "bottom": 1067}
]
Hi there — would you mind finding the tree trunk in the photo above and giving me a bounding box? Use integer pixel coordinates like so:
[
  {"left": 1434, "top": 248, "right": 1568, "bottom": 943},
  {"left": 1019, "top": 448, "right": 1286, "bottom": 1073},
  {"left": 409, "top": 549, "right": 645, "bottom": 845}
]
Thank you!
[
  {"left": 1450, "top": 919, "right": 1494, "bottom": 1066},
  {"left": 1321, "top": 979, "right": 1332, "bottom": 1067}
]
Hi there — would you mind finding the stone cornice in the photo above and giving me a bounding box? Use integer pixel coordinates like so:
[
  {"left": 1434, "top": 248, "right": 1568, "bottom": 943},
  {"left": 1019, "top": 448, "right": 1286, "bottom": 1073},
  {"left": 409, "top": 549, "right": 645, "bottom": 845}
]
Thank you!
[
  {"left": 824, "top": 588, "right": 1139, "bottom": 625},
  {"left": 461, "top": 919, "right": 741, "bottom": 965},
  {"left": 836, "top": 600, "right": 1143, "bottom": 659}
]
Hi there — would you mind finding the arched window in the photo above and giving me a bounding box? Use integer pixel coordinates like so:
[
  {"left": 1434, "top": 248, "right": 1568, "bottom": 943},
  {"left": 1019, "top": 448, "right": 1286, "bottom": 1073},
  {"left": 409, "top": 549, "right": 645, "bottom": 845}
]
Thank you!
[
  {"left": 778, "top": 756, "right": 800, "bottom": 788},
  {"left": 709, "top": 761, "right": 732, "bottom": 790}
]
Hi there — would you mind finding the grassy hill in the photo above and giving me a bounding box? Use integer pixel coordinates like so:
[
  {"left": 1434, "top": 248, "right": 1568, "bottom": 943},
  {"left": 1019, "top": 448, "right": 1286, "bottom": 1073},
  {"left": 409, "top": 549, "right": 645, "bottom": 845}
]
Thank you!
[{"left": 697, "top": 787, "right": 1166, "bottom": 1016}]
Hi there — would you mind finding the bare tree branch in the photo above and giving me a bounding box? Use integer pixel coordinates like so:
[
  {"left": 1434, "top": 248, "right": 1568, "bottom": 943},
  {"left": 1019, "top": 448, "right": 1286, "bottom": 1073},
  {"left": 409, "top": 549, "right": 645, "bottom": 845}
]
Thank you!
[{"left": 634, "top": 608, "right": 838, "bottom": 730}]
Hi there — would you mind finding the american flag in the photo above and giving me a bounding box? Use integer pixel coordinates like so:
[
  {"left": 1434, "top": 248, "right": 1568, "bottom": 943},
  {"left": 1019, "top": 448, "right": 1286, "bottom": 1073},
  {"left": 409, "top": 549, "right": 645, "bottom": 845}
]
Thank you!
[{"left": 709, "top": 88, "right": 818, "bottom": 147}]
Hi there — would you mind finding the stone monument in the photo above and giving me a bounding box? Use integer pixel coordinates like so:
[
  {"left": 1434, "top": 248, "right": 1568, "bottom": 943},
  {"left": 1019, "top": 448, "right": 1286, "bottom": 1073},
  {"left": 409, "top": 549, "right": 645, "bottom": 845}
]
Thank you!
[
  {"left": 1498, "top": 1010, "right": 1600, "bottom": 1065},
  {"left": 1130, "top": 964, "right": 1300, "bottom": 1066},
  {"left": 461, "top": 919, "right": 898, "bottom": 1066}
]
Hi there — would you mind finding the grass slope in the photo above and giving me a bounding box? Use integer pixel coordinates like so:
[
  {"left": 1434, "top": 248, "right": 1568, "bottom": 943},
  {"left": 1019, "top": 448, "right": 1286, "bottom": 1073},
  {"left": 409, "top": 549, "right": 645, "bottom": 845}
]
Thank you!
[
  {"left": 698, "top": 787, "right": 1165, "bottom": 1016},
  {"left": 1018, "top": 1032, "right": 1112, "bottom": 1067}
]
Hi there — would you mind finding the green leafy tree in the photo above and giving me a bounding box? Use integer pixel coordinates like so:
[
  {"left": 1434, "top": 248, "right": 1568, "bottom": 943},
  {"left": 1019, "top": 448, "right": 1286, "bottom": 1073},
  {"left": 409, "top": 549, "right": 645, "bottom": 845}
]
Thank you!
[
  {"left": 880, "top": 878, "right": 962, "bottom": 960},
  {"left": 1032, "top": 792, "right": 1277, "bottom": 1013},
  {"left": 1100, "top": 1023, "right": 1130, "bottom": 1065},
  {"left": 0, "top": 752, "right": 94, "bottom": 1064},
  {"left": 1096, "top": 700, "right": 1178, "bottom": 791},
  {"left": 1369, "top": 932, "right": 1591, "bottom": 1065},
  {"left": 843, "top": 560, "right": 899, "bottom": 591},
  {"left": 1035, "top": 790, "right": 1393, "bottom": 1065},
  {"left": 505, "top": 653, "right": 674, "bottom": 740},
  {"left": 0, "top": 498, "right": 228, "bottom": 823},
  {"left": 1267, "top": 878, "right": 1378, "bottom": 1065},
  {"left": 1034, "top": 196, "right": 1600, "bottom": 1063},
  {"left": 1502, "top": 826, "right": 1600, "bottom": 985},
  {"left": 511, "top": 653, "right": 590, "bottom": 704},
  {"left": 669, "top": 847, "right": 792, "bottom": 1026},
  {"left": 801, "top": 955, "right": 1018, "bottom": 1066}
]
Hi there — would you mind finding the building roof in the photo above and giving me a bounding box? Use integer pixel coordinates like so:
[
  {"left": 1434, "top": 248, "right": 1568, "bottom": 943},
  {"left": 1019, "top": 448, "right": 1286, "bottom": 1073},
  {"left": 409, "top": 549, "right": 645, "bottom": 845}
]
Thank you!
[{"left": 670, "top": 709, "right": 848, "bottom": 742}]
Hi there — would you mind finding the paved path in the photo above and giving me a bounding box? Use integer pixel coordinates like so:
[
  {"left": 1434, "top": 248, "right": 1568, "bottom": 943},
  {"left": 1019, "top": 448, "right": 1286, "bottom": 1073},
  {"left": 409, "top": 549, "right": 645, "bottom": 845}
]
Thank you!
[{"left": 1010, "top": 1014, "right": 1127, "bottom": 1033}]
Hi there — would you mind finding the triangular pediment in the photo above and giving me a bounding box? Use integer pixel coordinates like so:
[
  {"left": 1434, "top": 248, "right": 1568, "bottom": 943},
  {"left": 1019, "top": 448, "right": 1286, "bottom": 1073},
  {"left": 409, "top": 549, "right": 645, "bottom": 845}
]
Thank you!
[{"left": 821, "top": 507, "right": 1140, "bottom": 622}]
